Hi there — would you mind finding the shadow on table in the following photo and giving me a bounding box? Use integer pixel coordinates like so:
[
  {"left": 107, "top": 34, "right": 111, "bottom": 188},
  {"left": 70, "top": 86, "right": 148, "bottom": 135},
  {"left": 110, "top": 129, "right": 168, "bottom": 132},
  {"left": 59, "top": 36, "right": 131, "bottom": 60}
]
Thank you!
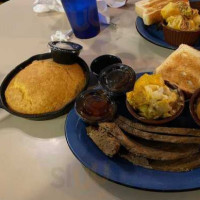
[
  {"left": 137, "top": 33, "right": 172, "bottom": 58},
  {"left": 85, "top": 168, "right": 200, "bottom": 200},
  {"left": 117, "top": 37, "right": 173, "bottom": 73},
  {"left": 0, "top": 114, "right": 65, "bottom": 138}
]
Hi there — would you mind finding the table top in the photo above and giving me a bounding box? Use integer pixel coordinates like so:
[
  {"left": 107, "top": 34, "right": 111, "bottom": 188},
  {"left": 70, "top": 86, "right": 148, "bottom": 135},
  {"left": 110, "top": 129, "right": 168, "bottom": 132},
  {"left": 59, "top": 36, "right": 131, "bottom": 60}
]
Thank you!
[{"left": 0, "top": 0, "right": 200, "bottom": 199}]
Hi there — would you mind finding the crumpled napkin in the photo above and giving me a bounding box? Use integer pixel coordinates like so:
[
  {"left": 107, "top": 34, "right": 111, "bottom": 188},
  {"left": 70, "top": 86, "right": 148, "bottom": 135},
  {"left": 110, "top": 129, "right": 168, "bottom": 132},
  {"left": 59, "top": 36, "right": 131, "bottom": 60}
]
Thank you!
[
  {"left": 105, "top": 0, "right": 127, "bottom": 8},
  {"left": 50, "top": 30, "right": 73, "bottom": 42},
  {"left": 33, "top": 0, "right": 127, "bottom": 24}
]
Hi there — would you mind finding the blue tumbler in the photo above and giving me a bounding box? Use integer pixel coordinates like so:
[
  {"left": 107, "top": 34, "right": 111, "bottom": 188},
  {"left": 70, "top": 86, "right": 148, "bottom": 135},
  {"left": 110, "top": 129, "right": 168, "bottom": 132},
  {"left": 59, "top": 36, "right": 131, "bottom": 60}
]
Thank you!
[{"left": 61, "top": 0, "right": 100, "bottom": 39}]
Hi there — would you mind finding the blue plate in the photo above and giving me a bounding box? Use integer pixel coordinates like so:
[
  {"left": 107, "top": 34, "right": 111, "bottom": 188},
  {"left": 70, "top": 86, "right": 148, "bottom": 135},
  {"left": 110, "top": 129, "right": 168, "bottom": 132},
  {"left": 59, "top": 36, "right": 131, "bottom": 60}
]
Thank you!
[
  {"left": 65, "top": 72, "right": 200, "bottom": 192},
  {"left": 136, "top": 17, "right": 200, "bottom": 50}
]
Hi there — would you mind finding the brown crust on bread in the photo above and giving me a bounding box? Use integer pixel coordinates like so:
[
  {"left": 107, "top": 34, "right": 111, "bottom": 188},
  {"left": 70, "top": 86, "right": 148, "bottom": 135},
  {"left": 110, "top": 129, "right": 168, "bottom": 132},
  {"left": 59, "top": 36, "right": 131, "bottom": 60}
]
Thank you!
[
  {"left": 99, "top": 122, "right": 199, "bottom": 160},
  {"left": 120, "top": 150, "right": 200, "bottom": 172},
  {"left": 117, "top": 118, "right": 200, "bottom": 144},
  {"left": 116, "top": 115, "right": 200, "bottom": 137}
]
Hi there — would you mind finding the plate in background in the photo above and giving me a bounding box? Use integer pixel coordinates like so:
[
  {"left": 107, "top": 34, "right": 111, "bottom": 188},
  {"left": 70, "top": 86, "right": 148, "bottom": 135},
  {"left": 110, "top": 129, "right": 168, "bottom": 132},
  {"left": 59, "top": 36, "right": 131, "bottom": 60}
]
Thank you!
[{"left": 135, "top": 17, "right": 200, "bottom": 50}]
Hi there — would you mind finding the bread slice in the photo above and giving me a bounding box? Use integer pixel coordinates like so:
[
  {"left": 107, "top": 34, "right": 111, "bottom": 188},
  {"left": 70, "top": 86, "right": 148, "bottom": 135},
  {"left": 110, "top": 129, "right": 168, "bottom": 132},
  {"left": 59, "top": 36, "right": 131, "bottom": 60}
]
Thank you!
[
  {"left": 120, "top": 150, "right": 200, "bottom": 172},
  {"left": 116, "top": 115, "right": 200, "bottom": 136},
  {"left": 116, "top": 117, "right": 200, "bottom": 144},
  {"left": 135, "top": 0, "right": 189, "bottom": 25},
  {"left": 86, "top": 126, "right": 120, "bottom": 157},
  {"left": 99, "top": 122, "right": 199, "bottom": 160},
  {"left": 155, "top": 44, "right": 200, "bottom": 94}
]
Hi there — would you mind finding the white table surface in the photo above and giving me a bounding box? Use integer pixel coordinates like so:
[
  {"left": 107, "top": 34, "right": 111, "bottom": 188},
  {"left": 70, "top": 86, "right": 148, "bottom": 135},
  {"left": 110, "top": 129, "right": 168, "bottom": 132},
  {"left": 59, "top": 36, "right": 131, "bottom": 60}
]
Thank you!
[{"left": 0, "top": 0, "right": 200, "bottom": 199}]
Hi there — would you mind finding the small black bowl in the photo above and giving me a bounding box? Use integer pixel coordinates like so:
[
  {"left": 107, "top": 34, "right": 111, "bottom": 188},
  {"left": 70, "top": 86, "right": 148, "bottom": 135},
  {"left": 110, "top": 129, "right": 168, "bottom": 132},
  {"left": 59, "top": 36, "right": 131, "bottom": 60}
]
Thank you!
[
  {"left": 75, "top": 89, "right": 117, "bottom": 124},
  {"left": 48, "top": 41, "right": 83, "bottom": 64},
  {"left": 99, "top": 63, "right": 136, "bottom": 97},
  {"left": 90, "top": 54, "right": 122, "bottom": 76}
]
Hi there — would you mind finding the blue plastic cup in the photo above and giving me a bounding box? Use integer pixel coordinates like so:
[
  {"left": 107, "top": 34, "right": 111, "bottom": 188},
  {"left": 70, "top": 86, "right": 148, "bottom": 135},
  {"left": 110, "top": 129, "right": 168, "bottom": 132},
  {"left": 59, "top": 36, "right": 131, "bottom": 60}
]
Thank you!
[{"left": 61, "top": 0, "right": 100, "bottom": 39}]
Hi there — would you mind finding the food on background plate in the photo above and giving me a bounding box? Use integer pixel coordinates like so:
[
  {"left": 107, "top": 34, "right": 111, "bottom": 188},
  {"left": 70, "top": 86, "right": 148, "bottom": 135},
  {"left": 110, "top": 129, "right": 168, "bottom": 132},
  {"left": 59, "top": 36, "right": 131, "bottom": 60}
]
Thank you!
[
  {"left": 126, "top": 73, "right": 183, "bottom": 120},
  {"left": 161, "top": 1, "right": 200, "bottom": 45},
  {"left": 5, "top": 59, "right": 86, "bottom": 114},
  {"left": 161, "top": 1, "right": 200, "bottom": 31},
  {"left": 155, "top": 44, "right": 200, "bottom": 95},
  {"left": 135, "top": 0, "right": 189, "bottom": 25}
]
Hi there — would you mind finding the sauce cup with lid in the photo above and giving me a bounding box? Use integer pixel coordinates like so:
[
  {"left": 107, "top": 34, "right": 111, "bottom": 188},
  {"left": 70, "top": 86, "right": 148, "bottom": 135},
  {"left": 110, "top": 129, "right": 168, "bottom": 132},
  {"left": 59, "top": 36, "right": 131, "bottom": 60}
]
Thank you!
[{"left": 48, "top": 41, "right": 83, "bottom": 64}]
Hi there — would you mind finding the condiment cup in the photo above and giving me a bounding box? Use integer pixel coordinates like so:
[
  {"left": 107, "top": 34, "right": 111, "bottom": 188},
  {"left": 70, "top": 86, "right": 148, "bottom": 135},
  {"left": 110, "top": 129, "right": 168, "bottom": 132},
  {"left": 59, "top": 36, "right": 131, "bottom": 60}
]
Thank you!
[
  {"left": 99, "top": 63, "right": 136, "bottom": 97},
  {"left": 190, "top": 88, "right": 200, "bottom": 126},
  {"left": 75, "top": 89, "right": 117, "bottom": 124},
  {"left": 90, "top": 54, "right": 122, "bottom": 76},
  {"left": 48, "top": 41, "right": 83, "bottom": 64},
  {"left": 126, "top": 82, "right": 185, "bottom": 125}
]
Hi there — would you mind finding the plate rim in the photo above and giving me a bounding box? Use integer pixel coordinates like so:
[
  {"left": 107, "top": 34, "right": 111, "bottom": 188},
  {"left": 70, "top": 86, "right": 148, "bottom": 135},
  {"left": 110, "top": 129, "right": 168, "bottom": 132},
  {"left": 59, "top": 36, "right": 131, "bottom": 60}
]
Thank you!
[{"left": 135, "top": 17, "right": 176, "bottom": 50}]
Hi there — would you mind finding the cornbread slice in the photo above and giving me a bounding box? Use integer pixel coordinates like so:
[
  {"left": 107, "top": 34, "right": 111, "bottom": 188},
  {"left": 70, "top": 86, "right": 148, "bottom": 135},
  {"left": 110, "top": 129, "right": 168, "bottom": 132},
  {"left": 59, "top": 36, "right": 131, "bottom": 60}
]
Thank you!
[{"left": 5, "top": 59, "right": 86, "bottom": 114}]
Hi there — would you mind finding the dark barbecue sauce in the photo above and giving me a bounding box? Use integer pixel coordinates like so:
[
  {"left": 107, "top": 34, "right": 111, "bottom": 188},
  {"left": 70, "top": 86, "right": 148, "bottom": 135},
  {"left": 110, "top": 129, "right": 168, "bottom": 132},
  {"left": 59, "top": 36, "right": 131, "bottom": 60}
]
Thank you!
[
  {"left": 75, "top": 89, "right": 116, "bottom": 123},
  {"left": 83, "top": 95, "right": 110, "bottom": 117}
]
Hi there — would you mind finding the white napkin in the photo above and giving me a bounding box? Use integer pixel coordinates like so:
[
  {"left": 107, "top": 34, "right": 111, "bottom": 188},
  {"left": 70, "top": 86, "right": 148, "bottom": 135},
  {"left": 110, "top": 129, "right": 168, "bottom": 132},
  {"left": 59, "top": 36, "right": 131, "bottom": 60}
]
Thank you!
[
  {"left": 33, "top": 0, "right": 64, "bottom": 13},
  {"left": 105, "top": 0, "right": 127, "bottom": 8},
  {"left": 97, "top": 0, "right": 111, "bottom": 25},
  {"left": 50, "top": 30, "right": 73, "bottom": 41}
]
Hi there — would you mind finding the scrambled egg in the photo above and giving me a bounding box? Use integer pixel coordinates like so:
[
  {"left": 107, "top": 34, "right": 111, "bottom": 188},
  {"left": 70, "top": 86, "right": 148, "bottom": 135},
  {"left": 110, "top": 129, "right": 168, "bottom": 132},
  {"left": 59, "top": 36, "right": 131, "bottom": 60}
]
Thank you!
[
  {"left": 161, "top": 2, "right": 200, "bottom": 31},
  {"left": 126, "top": 74, "right": 178, "bottom": 119}
]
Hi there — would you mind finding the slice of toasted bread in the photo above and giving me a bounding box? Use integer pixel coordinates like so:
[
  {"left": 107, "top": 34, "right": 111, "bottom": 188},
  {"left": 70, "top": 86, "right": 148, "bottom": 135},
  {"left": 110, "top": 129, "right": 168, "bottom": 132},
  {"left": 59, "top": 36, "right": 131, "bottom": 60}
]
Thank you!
[
  {"left": 135, "top": 0, "right": 189, "bottom": 25},
  {"left": 155, "top": 44, "right": 200, "bottom": 94}
]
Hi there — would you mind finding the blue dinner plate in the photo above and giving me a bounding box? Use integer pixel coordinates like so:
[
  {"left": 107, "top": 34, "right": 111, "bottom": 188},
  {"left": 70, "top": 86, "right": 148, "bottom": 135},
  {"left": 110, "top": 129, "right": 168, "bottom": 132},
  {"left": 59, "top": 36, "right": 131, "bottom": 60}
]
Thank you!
[
  {"left": 135, "top": 17, "right": 200, "bottom": 50},
  {"left": 65, "top": 72, "right": 200, "bottom": 192}
]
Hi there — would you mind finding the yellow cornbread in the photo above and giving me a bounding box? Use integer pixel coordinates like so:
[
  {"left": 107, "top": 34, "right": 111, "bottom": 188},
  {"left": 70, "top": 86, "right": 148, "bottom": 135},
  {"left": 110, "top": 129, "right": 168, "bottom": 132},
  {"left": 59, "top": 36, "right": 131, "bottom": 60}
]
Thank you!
[{"left": 5, "top": 59, "right": 86, "bottom": 114}]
